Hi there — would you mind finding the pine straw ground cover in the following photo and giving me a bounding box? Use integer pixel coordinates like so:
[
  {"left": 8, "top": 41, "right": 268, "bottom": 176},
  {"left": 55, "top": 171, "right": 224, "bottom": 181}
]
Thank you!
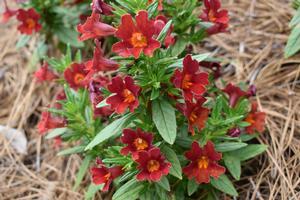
[{"left": 0, "top": 0, "right": 299, "bottom": 199}]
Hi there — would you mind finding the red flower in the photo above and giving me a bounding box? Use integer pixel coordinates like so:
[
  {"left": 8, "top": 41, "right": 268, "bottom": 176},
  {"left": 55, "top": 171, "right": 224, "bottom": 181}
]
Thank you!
[
  {"left": 89, "top": 76, "right": 113, "bottom": 117},
  {"left": 107, "top": 76, "right": 140, "bottom": 114},
  {"left": 183, "top": 141, "right": 225, "bottom": 184},
  {"left": 154, "top": 15, "right": 175, "bottom": 47},
  {"left": 16, "top": 8, "right": 41, "bottom": 35},
  {"left": 64, "top": 63, "right": 89, "bottom": 90},
  {"left": 148, "top": 0, "right": 163, "bottom": 11},
  {"left": 172, "top": 55, "right": 209, "bottom": 102},
  {"left": 183, "top": 97, "right": 209, "bottom": 135},
  {"left": 91, "top": 159, "right": 123, "bottom": 191},
  {"left": 223, "top": 83, "right": 248, "bottom": 107},
  {"left": 199, "top": 61, "right": 222, "bottom": 79},
  {"left": 200, "top": 0, "right": 229, "bottom": 35},
  {"left": 1, "top": 2, "right": 17, "bottom": 23},
  {"left": 135, "top": 148, "right": 171, "bottom": 182},
  {"left": 92, "top": 0, "right": 113, "bottom": 15},
  {"left": 245, "top": 102, "right": 266, "bottom": 134},
  {"left": 120, "top": 128, "right": 154, "bottom": 159},
  {"left": 54, "top": 90, "right": 66, "bottom": 109},
  {"left": 77, "top": 11, "right": 116, "bottom": 41},
  {"left": 53, "top": 136, "right": 62, "bottom": 148},
  {"left": 37, "top": 112, "right": 66, "bottom": 135},
  {"left": 85, "top": 40, "right": 119, "bottom": 72},
  {"left": 112, "top": 10, "right": 161, "bottom": 59},
  {"left": 34, "top": 62, "right": 58, "bottom": 82}
]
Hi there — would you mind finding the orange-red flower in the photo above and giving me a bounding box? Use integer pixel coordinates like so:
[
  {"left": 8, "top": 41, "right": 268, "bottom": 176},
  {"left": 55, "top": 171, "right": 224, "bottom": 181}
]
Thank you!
[
  {"left": 85, "top": 40, "right": 119, "bottom": 72},
  {"left": 223, "top": 83, "right": 248, "bottom": 107},
  {"left": 37, "top": 112, "right": 66, "bottom": 135},
  {"left": 200, "top": 0, "right": 229, "bottom": 35},
  {"left": 183, "top": 97, "right": 209, "bottom": 135},
  {"left": 245, "top": 102, "right": 266, "bottom": 134},
  {"left": 172, "top": 55, "right": 209, "bottom": 102},
  {"left": 135, "top": 148, "right": 171, "bottom": 182},
  {"left": 91, "top": 159, "right": 123, "bottom": 191},
  {"left": 112, "top": 10, "right": 161, "bottom": 59},
  {"left": 34, "top": 62, "right": 58, "bottom": 82},
  {"left": 16, "top": 8, "right": 41, "bottom": 35},
  {"left": 120, "top": 128, "right": 154, "bottom": 159},
  {"left": 91, "top": 0, "right": 113, "bottom": 15},
  {"left": 64, "top": 63, "right": 89, "bottom": 90},
  {"left": 183, "top": 141, "right": 225, "bottom": 184},
  {"left": 107, "top": 76, "right": 140, "bottom": 114},
  {"left": 89, "top": 76, "right": 113, "bottom": 117},
  {"left": 77, "top": 11, "right": 116, "bottom": 41}
]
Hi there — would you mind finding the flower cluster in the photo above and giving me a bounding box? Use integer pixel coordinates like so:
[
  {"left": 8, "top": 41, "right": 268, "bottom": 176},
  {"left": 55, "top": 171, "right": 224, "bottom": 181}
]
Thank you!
[{"left": 34, "top": 0, "right": 267, "bottom": 199}]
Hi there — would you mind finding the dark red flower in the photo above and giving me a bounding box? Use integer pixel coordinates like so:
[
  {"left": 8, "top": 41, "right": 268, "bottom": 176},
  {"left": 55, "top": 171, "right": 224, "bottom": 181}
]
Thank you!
[
  {"left": 200, "top": 0, "right": 229, "bottom": 35},
  {"left": 34, "top": 62, "right": 58, "bottom": 82},
  {"left": 247, "top": 85, "right": 256, "bottom": 97},
  {"left": 53, "top": 136, "right": 62, "bottom": 148},
  {"left": 37, "top": 112, "right": 66, "bottom": 135},
  {"left": 91, "top": 159, "right": 123, "bottom": 191},
  {"left": 135, "top": 148, "right": 171, "bottom": 182},
  {"left": 64, "top": 63, "right": 89, "bottom": 90},
  {"left": 54, "top": 90, "right": 66, "bottom": 109},
  {"left": 77, "top": 11, "right": 116, "bottom": 41},
  {"left": 183, "top": 141, "right": 225, "bottom": 184},
  {"left": 120, "top": 128, "right": 154, "bottom": 159},
  {"left": 89, "top": 76, "right": 113, "bottom": 117},
  {"left": 223, "top": 83, "right": 248, "bottom": 107},
  {"left": 16, "top": 8, "right": 41, "bottom": 35},
  {"left": 172, "top": 55, "right": 209, "bottom": 102},
  {"left": 183, "top": 97, "right": 209, "bottom": 135},
  {"left": 92, "top": 0, "right": 113, "bottom": 15},
  {"left": 112, "top": 10, "right": 161, "bottom": 59},
  {"left": 85, "top": 40, "right": 119, "bottom": 72},
  {"left": 245, "top": 102, "right": 266, "bottom": 134},
  {"left": 154, "top": 15, "right": 175, "bottom": 47},
  {"left": 199, "top": 61, "right": 222, "bottom": 79},
  {"left": 107, "top": 76, "right": 140, "bottom": 114},
  {"left": 1, "top": 1, "right": 17, "bottom": 23},
  {"left": 228, "top": 127, "right": 241, "bottom": 137}
]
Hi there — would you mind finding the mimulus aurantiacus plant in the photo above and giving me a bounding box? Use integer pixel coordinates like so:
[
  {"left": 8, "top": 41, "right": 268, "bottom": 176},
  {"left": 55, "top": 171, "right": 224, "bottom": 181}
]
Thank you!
[{"left": 37, "top": 0, "right": 267, "bottom": 199}]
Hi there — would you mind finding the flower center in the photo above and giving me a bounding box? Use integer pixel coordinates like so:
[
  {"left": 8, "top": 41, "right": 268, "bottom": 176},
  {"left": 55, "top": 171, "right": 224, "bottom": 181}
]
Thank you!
[
  {"left": 74, "top": 73, "right": 85, "bottom": 84},
  {"left": 182, "top": 74, "right": 193, "bottom": 89},
  {"left": 245, "top": 114, "right": 255, "bottom": 125},
  {"left": 133, "top": 137, "right": 148, "bottom": 151},
  {"left": 147, "top": 160, "right": 160, "bottom": 172},
  {"left": 208, "top": 10, "right": 217, "bottom": 22},
  {"left": 104, "top": 172, "right": 111, "bottom": 180},
  {"left": 189, "top": 111, "right": 197, "bottom": 123},
  {"left": 122, "top": 89, "right": 135, "bottom": 103},
  {"left": 26, "top": 18, "right": 35, "bottom": 29},
  {"left": 130, "top": 32, "right": 148, "bottom": 48},
  {"left": 197, "top": 156, "right": 209, "bottom": 169}
]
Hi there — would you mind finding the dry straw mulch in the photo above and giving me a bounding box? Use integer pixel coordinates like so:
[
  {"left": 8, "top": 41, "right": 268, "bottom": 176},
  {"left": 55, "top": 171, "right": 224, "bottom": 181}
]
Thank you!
[{"left": 0, "top": 0, "right": 299, "bottom": 199}]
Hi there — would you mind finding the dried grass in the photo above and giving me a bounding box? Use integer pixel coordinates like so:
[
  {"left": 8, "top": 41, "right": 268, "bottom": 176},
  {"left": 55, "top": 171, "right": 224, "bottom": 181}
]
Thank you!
[{"left": 0, "top": 0, "right": 299, "bottom": 199}]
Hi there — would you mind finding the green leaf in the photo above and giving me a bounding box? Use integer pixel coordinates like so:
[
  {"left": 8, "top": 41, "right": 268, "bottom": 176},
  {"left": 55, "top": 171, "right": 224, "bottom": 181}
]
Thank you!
[
  {"left": 57, "top": 146, "right": 86, "bottom": 156},
  {"left": 56, "top": 26, "right": 83, "bottom": 47},
  {"left": 231, "top": 144, "right": 267, "bottom": 161},
  {"left": 160, "top": 145, "right": 182, "bottom": 179},
  {"left": 16, "top": 35, "right": 31, "bottom": 49},
  {"left": 169, "top": 53, "right": 210, "bottom": 68},
  {"left": 85, "top": 113, "right": 134, "bottom": 150},
  {"left": 157, "top": 20, "right": 173, "bottom": 43},
  {"left": 147, "top": 1, "right": 158, "bottom": 18},
  {"left": 170, "top": 38, "right": 187, "bottom": 57},
  {"left": 152, "top": 100, "right": 177, "bottom": 144},
  {"left": 85, "top": 184, "right": 103, "bottom": 200},
  {"left": 150, "top": 89, "right": 160, "bottom": 100},
  {"left": 112, "top": 178, "right": 145, "bottom": 200},
  {"left": 214, "top": 142, "right": 247, "bottom": 152},
  {"left": 45, "top": 127, "right": 68, "bottom": 139},
  {"left": 74, "top": 155, "right": 92, "bottom": 190},
  {"left": 187, "top": 179, "right": 198, "bottom": 196},
  {"left": 223, "top": 154, "right": 241, "bottom": 180},
  {"left": 210, "top": 174, "right": 238, "bottom": 197},
  {"left": 290, "top": 8, "right": 300, "bottom": 27},
  {"left": 211, "top": 95, "right": 223, "bottom": 119},
  {"left": 96, "top": 98, "right": 109, "bottom": 108},
  {"left": 240, "top": 133, "right": 258, "bottom": 141},
  {"left": 157, "top": 176, "right": 170, "bottom": 191},
  {"left": 285, "top": 25, "right": 300, "bottom": 58}
]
